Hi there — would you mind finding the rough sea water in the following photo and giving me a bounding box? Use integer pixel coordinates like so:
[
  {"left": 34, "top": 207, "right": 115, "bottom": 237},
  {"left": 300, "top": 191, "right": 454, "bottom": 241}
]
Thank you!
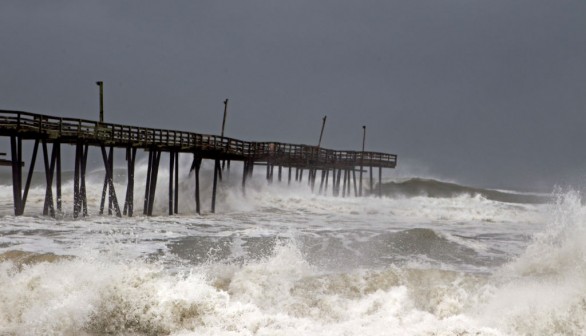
[{"left": 0, "top": 158, "right": 584, "bottom": 335}]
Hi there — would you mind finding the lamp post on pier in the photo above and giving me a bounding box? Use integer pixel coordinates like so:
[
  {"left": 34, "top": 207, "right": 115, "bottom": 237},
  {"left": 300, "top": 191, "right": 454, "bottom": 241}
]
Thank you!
[
  {"left": 96, "top": 81, "right": 104, "bottom": 123},
  {"left": 317, "top": 115, "right": 327, "bottom": 148},
  {"left": 359, "top": 125, "right": 366, "bottom": 196}
]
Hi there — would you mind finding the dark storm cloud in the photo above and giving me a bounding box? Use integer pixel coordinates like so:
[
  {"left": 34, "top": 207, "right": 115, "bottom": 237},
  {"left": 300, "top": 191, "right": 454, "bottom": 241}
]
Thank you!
[{"left": 1, "top": 0, "right": 585, "bottom": 190}]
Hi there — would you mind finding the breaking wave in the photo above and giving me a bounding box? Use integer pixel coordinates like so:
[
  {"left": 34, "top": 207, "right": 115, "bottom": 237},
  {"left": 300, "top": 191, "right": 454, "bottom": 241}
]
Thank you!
[
  {"left": 378, "top": 178, "right": 552, "bottom": 204},
  {"left": 1, "top": 187, "right": 585, "bottom": 336}
]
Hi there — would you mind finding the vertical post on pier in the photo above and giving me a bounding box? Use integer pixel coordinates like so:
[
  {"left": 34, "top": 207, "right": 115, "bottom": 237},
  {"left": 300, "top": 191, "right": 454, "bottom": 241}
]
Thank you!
[
  {"left": 124, "top": 147, "right": 137, "bottom": 217},
  {"left": 310, "top": 169, "right": 317, "bottom": 192},
  {"left": 331, "top": 167, "right": 336, "bottom": 196},
  {"left": 242, "top": 160, "right": 248, "bottom": 195},
  {"left": 211, "top": 159, "right": 220, "bottom": 213},
  {"left": 278, "top": 165, "right": 282, "bottom": 182},
  {"left": 10, "top": 135, "right": 22, "bottom": 216},
  {"left": 169, "top": 151, "right": 175, "bottom": 215},
  {"left": 369, "top": 166, "right": 374, "bottom": 195},
  {"left": 324, "top": 169, "right": 330, "bottom": 195},
  {"left": 319, "top": 169, "right": 326, "bottom": 194},
  {"left": 345, "top": 169, "right": 350, "bottom": 196},
  {"left": 144, "top": 150, "right": 154, "bottom": 215},
  {"left": 72, "top": 142, "right": 89, "bottom": 218},
  {"left": 99, "top": 145, "right": 121, "bottom": 217},
  {"left": 100, "top": 146, "right": 108, "bottom": 215},
  {"left": 146, "top": 150, "right": 161, "bottom": 216},
  {"left": 220, "top": 99, "right": 229, "bottom": 172},
  {"left": 42, "top": 140, "right": 56, "bottom": 217},
  {"left": 352, "top": 169, "right": 358, "bottom": 197},
  {"left": 73, "top": 142, "right": 81, "bottom": 218},
  {"left": 96, "top": 81, "right": 104, "bottom": 123},
  {"left": 191, "top": 155, "right": 202, "bottom": 214},
  {"left": 335, "top": 168, "right": 342, "bottom": 197},
  {"left": 378, "top": 166, "right": 383, "bottom": 198},
  {"left": 21, "top": 139, "right": 40, "bottom": 216},
  {"left": 174, "top": 152, "right": 179, "bottom": 214},
  {"left": 342, "top": 169, "right": 348, "bottom": 197},
  {"left": 167, "top": 151, "right": 179, "bottom": 215},
  {"left": 317, "top": 116, "right": 327, "bottom": 148},
  {"left": 55, "top": 142, "right": 62, "bottom": 213},
  {"left": 81, "top": 144, "right": 89, "bottom": 217},
  {"left": 360, "top": 125, "right": 365, "bottom": 197},
  {"left": 108, "top": 146, "right": 114, "bottom": 215},
  {"left": 221, "top": 99, "right": 228, "bottom": 138}
]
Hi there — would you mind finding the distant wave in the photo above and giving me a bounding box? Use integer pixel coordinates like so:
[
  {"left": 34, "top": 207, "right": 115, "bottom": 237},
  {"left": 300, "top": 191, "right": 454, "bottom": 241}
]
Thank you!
[{"left": 377, "top": 178, "right": 552, "bottom": 204}]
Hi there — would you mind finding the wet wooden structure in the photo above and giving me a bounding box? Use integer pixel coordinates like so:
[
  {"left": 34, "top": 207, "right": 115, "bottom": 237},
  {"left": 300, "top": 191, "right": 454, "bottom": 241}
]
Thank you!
[{"left": 0, "top": 110, "right": 397, "bottom": 217}]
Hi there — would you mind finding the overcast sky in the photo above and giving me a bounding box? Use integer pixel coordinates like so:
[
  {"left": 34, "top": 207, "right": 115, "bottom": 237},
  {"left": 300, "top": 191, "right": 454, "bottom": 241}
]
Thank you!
[{"left": 1, "top": 1, "right": 585, "bottom": 191}]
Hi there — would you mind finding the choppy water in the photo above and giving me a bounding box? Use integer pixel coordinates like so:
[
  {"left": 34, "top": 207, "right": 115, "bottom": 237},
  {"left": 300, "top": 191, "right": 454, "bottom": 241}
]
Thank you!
[{"left": 1, "top": 160, "right": 584, "bottom": 335}]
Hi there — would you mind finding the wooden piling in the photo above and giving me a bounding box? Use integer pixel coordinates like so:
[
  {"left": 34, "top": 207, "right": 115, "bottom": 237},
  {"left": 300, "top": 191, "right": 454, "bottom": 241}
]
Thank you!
[
  {"left": 378, "top": 166, "right": 382, "bottom": 198},
  {"left": 10, "top": 136, "right": 22, "bottom": 216},
  {"left": 143, "top": 150, "right": 154, "bottom": 215},
  {"left": 174, "top": 152, "right": 179, "bottom": 214},
  {"left": 192, "top": 155, "right": 202, "bottom": 214},
  {"left": 55, "top": 142, "right": 62, "bottom": 213},
  {"left": 21, "top": 139, "right": 39, "bottom": 215},
  {"left": 73, "top": 142, "right": 81, "bottom": 218},
  {"left": 369, "top": 166, "right": 374, "bottom": 194},
  {"left": 147, "top": 150, "right": 161, "bottom": 216},
  {"left": 169, "top": 151, "right": 175, "bottom": 215},
  {"left": 352, "top": 169, "right": 358, "bottom": 197},
  {"left": 211, "top": 159, "right": 220, "bottom": 213},
  {"left": 123, "top": 147, "right": 137, "bottom": 217},
  {"left": 42, "top": 140, "right": 56, "bottom": 218},
  {"left": 318, "top": 169, "right": 325, "bottom": 194},
  {"left": 242, "top": 160, "right": 248, "bottom": 195},
  {"left": 81, "top": 144, "right": 89, "bottom": 217},
  {"left": 99, "top": 146, "right": 121, "bottom": 217}
]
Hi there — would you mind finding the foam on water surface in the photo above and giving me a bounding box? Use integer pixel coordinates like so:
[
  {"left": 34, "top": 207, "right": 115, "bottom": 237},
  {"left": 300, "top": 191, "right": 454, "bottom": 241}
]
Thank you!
[{"left": 2, "top": 166, "right": 582, "bottom": 335}]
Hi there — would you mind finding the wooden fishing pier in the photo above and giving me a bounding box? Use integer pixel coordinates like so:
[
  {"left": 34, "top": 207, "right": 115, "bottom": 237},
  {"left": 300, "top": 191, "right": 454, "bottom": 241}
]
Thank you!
[{"left": 0, "top": 109, "right": 397, "bottom": 217}]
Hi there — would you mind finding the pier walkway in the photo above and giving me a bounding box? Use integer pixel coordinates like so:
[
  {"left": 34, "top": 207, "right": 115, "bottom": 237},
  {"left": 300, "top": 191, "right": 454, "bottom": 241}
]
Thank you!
[{"left": 0, "top": 109, "right": 397, "bottom": 217}]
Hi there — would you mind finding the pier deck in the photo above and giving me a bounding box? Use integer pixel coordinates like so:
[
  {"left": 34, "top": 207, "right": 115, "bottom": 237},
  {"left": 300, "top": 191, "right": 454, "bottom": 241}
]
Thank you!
[{"left": 0, "top": 109, "right": 397, "bottom": 217}]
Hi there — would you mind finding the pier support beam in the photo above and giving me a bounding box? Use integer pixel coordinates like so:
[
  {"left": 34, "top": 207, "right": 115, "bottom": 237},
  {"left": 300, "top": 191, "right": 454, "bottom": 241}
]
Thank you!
[
  {"left": 72, "top": 142, "right": 88, "bottom": 218},
  {"left": 42, "top": 140, "right": 57, "bottom": 217},
  {"left": 369, "top": 166, "right": 374, "bottom": 194},
  {"left": 123, "top": 147, "right": 137, "bottom": 216},
  {"left": 167, "top": 151, "right": 180, "bottom": 215},
  {"left": 55, "top": 142, "right": 62, "bottom": 213},
  {"left": 378, "top": 166, "right": 383, "bottom": 198},
  {"left": 242, "top": 160, "right": 253, "bottom": 195},
  {"left": 169, "top": 151, "right": 175, "bottom": 215},
  {"left": 352, "top": 169, "right": 358, "bottom": 197},
  {"left": 99, "top": 145, "right": 121, "bottom": 217},
  {"left": 143, "top": 149, "right": 161, "bottom": 216},
  {"left": 190, "top": 155, "right": 202, "bottom": 214},
  {"left": 20, "top": 139, "right": 40, "bottom": 216},
  {"left": 10, "top": 135, "right": 22, "bottom": 216},
  {"left": 211, "top": 159, "right": 221, "bottom": 213},
  {"left": 319, "top": 169, "right": 326, "bottom": 195}
]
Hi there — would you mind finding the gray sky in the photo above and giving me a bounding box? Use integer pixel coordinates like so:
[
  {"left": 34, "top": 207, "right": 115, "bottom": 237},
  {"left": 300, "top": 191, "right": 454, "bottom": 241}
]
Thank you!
[{"left": 1, "top": 1, "right": 585, "bottom": 191}]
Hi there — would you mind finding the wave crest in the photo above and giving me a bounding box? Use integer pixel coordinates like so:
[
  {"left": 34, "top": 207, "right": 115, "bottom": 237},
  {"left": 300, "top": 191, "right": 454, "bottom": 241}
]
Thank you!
[{"left": 379, "top": 178, "right": 551, "bottom": 204}]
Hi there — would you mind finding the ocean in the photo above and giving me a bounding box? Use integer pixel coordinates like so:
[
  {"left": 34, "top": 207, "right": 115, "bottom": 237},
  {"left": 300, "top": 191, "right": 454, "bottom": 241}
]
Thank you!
[{"left": 0, "top": 159, "right": 584, "bottom": 335}]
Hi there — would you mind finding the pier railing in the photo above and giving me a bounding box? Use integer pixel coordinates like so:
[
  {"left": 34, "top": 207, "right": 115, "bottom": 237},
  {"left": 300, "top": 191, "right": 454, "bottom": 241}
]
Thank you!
[{"left": 0, "top": 110, "right": 397, "bottom": 168}]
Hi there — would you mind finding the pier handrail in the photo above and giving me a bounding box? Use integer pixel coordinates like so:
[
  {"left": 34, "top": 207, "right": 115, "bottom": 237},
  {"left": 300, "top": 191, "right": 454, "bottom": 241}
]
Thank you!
[{"left": 0, "top": 109, "right": 397, "bottom": 168}]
